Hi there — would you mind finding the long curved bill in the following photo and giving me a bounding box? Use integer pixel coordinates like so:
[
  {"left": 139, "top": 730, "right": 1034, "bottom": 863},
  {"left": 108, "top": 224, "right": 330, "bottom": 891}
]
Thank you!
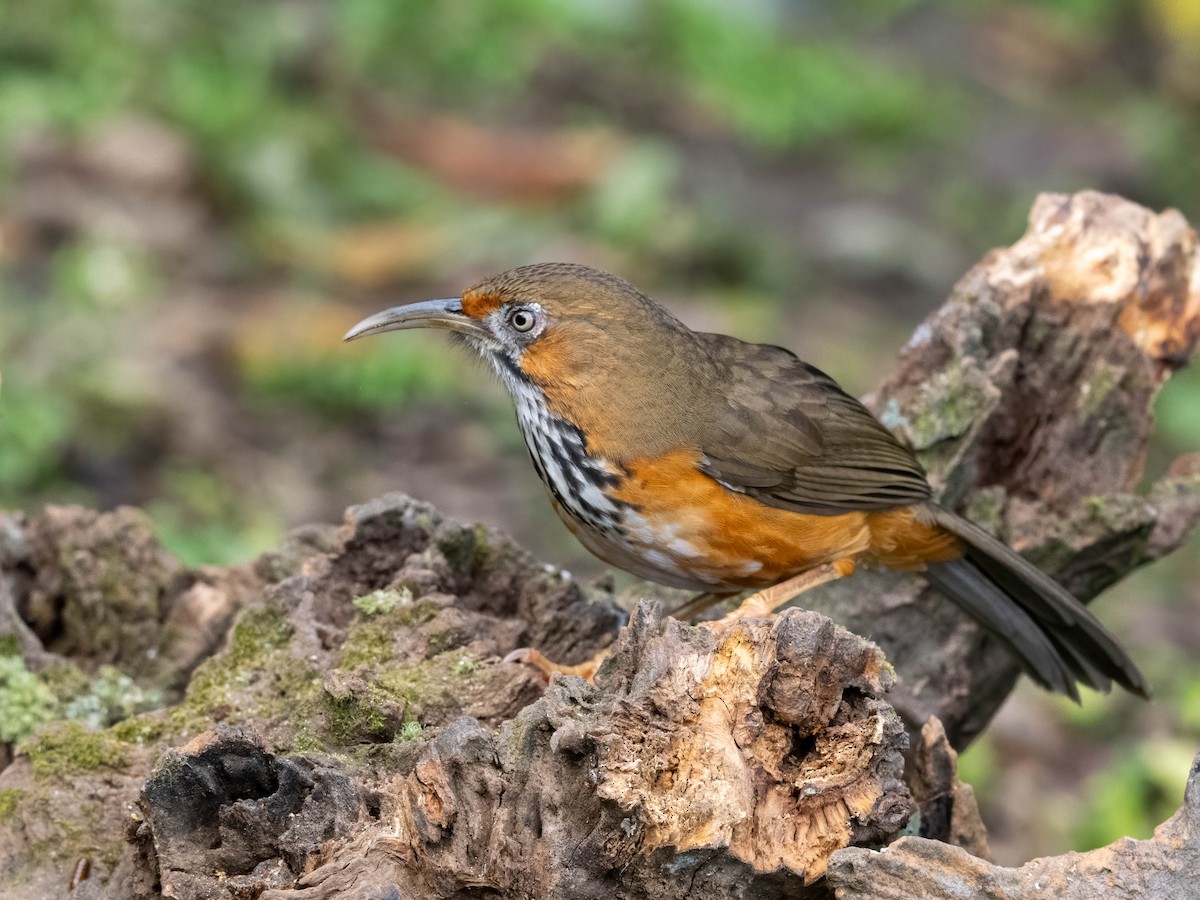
[{"left": 343, "top": 298, "right": 490, "bottom": 342}]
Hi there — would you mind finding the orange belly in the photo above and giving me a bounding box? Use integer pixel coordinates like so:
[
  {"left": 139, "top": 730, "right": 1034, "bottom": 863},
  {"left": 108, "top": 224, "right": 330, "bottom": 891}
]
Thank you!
[{"left": 588, "top": 450, "right": 963, "bottom": 590}]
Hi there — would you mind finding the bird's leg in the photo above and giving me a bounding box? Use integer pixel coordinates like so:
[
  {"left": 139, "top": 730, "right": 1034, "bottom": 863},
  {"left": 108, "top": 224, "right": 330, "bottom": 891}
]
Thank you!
[
  {"left": 700, "top": 558, "right": 857, "bottom": 635},
  {"left": 502, "top": 646, "right": 612, "bottom": 682},
  {"left": 668, "top": 591, "right": 740, "bottom": 621},
  {"left": 506, "top": 589, "right": 737, "bottom": 681},
  {"left": 506, "top": 563, "right": 854, "bottom": 680}
]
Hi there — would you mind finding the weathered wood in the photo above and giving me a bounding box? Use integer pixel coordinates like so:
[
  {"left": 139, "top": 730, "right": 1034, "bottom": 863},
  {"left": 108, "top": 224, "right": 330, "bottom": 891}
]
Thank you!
[
  {"left": 906, "top": 717, "right": 990, "bottom": 860},
  {"left": 263, "top": 605, "right": 910, "bottom": 899},
  {"left": 826, "top": 750, "right": 1200, "bottom": 900},
  {"left": 1, "top": 191, "right": 1198, "bottom": 899},
  {"left": 1, "top": 494, "right": 913, "bottom": 900}
]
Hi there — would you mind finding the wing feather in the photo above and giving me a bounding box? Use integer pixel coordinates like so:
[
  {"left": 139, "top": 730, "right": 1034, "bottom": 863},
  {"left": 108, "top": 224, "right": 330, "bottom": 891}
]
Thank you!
[{"left": 697, "top": 334, "right": 930, "bottom": 514}]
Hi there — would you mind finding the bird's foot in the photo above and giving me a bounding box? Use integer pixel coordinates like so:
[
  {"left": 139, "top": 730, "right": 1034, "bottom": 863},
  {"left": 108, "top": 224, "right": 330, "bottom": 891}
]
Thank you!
[
  {"left": 699, "top": 559, "right": 856, "bottom": 636},
  {"left": 503, "top": 646, "right": 611, "bottom": 682}
]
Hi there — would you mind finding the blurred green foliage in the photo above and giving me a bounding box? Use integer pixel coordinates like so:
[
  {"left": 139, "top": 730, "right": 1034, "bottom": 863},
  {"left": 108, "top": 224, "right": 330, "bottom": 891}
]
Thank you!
[
  {"left": 0, "top": 385, "right": 72, "bottom": 493},
  {"left": 145, "top": 467, "right": 282, "bottom": 568},
  {"left": 1074, "top": 738, "right": 1194, "bottom": 847},
  {"left": 1154, "top": 365, "right": 1200, "bottom": 455},
  {"left": 2, "top": 0, "right": 1194, "bottom": 247},
  {"left": 244, "top": 341, "right": 463, "bottom": 418}
]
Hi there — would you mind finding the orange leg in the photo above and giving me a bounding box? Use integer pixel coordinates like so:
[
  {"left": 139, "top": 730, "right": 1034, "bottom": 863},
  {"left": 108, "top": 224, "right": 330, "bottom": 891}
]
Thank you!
[
  {"left": 505, "top": 560, "right": 856, "bottom": 680},
  {"left": 502, "top": 646, "right": 611, "bottom": 682},
  {"left": 700, "top": 558, "right": 856, "bottom": 635}
]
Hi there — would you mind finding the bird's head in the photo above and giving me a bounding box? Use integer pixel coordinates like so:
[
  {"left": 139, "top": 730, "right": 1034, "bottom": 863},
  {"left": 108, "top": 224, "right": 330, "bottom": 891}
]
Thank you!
[{"left": 344, "top": 263, "right": 693, "bottom": 397}]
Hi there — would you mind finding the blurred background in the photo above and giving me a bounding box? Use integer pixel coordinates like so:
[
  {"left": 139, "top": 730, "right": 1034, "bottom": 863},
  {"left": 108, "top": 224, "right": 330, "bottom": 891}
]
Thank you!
[{"left": 1, "top": 0, "right": 1199, "bottom": 866}]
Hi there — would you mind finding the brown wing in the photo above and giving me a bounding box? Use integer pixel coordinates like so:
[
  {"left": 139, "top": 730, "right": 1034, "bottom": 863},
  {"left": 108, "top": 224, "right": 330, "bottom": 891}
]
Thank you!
[{"left": 696, "top": 333, "right": 931, "bottom": 514}]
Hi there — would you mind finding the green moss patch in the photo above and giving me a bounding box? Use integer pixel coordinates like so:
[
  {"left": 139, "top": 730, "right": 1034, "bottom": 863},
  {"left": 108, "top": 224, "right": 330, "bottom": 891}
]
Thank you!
[
  {"left": 436, "top": 523, "right": 492, "bottom": 577},
  {"left": 339, "top": 600, "right": 441, "bottom": 668},
  {"left": 352, "top": 587, "right": 413, "bottom": 616},
  {"left": 0, "top": 788, "right": 23, "bottom": 821},
  {"left": 22, "top": 722, "right": 128, "bottom": 780},
  {"left": 907, "top": 361, "right": 991, "bottom": 450},
  {"left": 327, "top": 694, "right": 398, "bottom": 744},
  {"left": 165, "top": 604, "right": 325, "bottom": 754},
  {"left": 1079, "top": 362, "right": 1122, "bottom": 417},
  {"left": 227, "top": 605, "right": 294, "bottom": 666},
  {"left": 110, "top": 713, "right": 167, "bottom": 747},
  {"left": 452, "top": 655, "right": 479, "bottom": 676},
  {"left": 323, "top": 650, "right": 490, "bottom": 746}
]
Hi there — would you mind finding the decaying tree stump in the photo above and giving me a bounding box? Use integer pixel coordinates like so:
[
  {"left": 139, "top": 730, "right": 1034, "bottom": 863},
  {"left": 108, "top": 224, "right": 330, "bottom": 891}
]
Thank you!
[
  {"left": 826, "top": 749, "right": 1200, "bottom": 900},
  {"left": 139, "top": 606, "right": 911, "bottom": 900},
  {"left": 0, "top": 191, "right": 1198, "bottom": 899}
]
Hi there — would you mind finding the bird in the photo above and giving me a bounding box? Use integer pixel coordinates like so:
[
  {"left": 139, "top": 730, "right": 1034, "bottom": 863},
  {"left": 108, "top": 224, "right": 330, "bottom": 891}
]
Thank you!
[{"left": 344, "top": 262, "right": 1148, "bottom": 700}]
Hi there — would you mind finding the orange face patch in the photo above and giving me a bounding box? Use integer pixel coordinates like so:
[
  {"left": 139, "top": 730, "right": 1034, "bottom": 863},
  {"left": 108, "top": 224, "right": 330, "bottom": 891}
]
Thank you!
[
  {"left": 516, "top": 326, "right": 577, "bottom": 388},
  {"left": 460, "top": 289, "right": 505, "bottom": 319}
]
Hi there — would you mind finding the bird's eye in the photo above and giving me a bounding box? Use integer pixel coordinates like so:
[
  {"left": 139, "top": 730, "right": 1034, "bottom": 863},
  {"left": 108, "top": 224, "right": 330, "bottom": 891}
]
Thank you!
[{"left": 509, "top": 308, "right": 536, "bottom": 333}]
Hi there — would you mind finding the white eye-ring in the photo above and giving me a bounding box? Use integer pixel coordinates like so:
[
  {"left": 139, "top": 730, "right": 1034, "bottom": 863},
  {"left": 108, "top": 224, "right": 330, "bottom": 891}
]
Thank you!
[{"left": 509, "top": 308, "right": 536, "bottom": 333}]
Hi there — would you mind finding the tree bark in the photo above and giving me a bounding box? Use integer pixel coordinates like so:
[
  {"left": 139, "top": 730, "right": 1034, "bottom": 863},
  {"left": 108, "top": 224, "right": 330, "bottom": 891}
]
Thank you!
[
  {"left": 0, "top": 191, "right": 1198, "bottom": 899},
  {"left": 826, "top": 750, "right": 1200, "bottom": 899}
]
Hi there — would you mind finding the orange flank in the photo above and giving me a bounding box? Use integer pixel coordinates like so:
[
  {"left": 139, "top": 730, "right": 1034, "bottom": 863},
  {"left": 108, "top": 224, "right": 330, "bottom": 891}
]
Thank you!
[
  {"left": 866, "top": 505, "right": 964, "bottom": 571},
  {"left": 608, "top": 450, "right": 964, "bottom": 588}
]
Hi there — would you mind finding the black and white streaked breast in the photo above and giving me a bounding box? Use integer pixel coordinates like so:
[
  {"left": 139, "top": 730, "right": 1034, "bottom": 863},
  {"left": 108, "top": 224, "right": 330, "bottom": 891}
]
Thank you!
[
  {"left": 482, "top": 349, "right": 728, "bottom": 590},
  {"left": 488, "top": 353, "right": 628, "bottom": 536}
]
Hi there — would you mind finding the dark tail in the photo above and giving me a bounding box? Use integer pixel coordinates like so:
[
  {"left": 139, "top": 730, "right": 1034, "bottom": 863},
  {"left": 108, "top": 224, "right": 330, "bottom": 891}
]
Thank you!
[{"left": 922, "top": 504, "right": 1149, "bottom": 701}]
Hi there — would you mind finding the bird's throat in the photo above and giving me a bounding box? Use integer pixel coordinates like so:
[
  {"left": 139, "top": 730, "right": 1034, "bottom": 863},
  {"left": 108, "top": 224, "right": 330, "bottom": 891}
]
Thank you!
[{"left": 503, "top": 372, "right": 630, "bottom": 540}]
